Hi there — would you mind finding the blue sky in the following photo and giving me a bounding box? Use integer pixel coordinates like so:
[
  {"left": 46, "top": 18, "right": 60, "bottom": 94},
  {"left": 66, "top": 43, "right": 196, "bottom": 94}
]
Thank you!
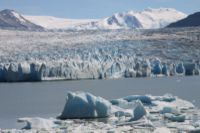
[{"left": 0, "top": 0, "right": 199, "bottom": 19}]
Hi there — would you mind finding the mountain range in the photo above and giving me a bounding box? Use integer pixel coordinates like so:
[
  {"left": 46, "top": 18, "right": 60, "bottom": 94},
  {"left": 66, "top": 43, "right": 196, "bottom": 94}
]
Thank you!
[
  {"left": 0, "top": 8, "right": 188, "bottom": 31},
  {"left": 167, "top": 12, "right": 200, "bottom": 28},
  {"left": 0, "top": 9, "right": 43, "bottom": 30}
]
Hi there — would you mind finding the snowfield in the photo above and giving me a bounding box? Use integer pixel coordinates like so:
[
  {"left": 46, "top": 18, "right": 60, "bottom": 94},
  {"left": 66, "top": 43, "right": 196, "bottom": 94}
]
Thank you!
[
  {"left": 1, "top": 92, "right": 200, "bottom": 133},
  {"left": 0, "top": 27, "right": 200, "bottom": 82},
  {"left": 24, "top": 15, "right": 97, "bottom": 30},
  {"left": 23, "top": 8, "right": 186, "bottom": 30}
]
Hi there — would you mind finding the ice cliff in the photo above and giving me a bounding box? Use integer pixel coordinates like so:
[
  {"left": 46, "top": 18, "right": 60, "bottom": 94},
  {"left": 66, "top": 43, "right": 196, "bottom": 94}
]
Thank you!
[{"left": 0, "top": 57, "right": 199, "bottom": 82}]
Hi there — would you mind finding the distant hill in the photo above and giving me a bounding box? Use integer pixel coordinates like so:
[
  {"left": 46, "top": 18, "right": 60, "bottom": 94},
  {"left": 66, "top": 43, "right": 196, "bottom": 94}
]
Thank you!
[
  {"left": 0, "top": 9, "right": 44, "bottom": 30},
  {"left": 167, "top": 12, "right": 200, "bottom": 28}
]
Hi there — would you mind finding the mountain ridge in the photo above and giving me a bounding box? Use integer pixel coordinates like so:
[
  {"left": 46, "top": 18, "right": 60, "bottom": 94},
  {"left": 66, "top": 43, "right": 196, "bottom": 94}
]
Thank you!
[
  {"left": 167, "top": 12, "right": 200, "bottom": 28},
  {"left": 0, "top": 9, "right": 44, "bottom": 30},
  {"left": 0, "top": 8, "right": 187, "bottom": 30}
]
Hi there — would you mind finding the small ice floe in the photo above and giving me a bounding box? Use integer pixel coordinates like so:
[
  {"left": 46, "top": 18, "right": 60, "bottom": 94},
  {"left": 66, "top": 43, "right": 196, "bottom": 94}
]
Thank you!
[
  {"left": 58, "top": 91, "right": 112, "bottom": 119},
  {"left": 110, "top": 95, "right": 152, "bottom": 108},
  {"left": 151, "top": 94, "right": 194, "bottom": 111},
  {"left": 154, "top": 93, "right": 176, "bottom": 102},
  {"left": 153, "top": 127, "right": 171, "bottom": 133},
  {"left": 114, "top": 109, "right": 132, "bottom": 117},
  {"left": 160, "top": 107, "right": 180, "bottom": 114},
  {"left": 164, "top": 113, "right": 186, "bottom": 122},
  {"left": 193, "top": 120, "right": 200, "bottom": 128},
  {"left": 122, "top": 95, "right": 152, "bottom": 105},
  {"left": 17, "top": 117, "right": 58, "bottom": 130}
]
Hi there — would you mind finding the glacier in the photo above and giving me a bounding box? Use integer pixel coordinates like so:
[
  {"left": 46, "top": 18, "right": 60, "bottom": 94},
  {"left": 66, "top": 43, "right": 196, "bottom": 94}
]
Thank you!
[
  {"left": 0, "top": 27, "right": 200, "bottom": 82},
  {"left": 2, "top": 92, "right": 200, "bottom": 133}
]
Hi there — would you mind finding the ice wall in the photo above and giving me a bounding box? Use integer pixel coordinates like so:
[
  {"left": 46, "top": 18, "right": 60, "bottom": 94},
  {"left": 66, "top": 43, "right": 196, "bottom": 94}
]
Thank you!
[{"left": 0, "top": 56, "right": 199, "bottom": 82}]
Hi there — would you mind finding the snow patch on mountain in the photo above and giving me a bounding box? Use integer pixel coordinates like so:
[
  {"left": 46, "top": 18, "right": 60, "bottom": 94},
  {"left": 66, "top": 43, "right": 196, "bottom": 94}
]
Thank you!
[
  {"left": 24, "top": 15, "right": 97, "bottom": 30},
  {"left": 11, "top": 11, "right": 26, "bottom": 23}
]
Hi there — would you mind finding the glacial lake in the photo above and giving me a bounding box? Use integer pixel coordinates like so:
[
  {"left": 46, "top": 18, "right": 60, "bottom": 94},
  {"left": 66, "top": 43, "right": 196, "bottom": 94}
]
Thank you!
[{"left": 0, "top": 76, "right": 200, "bottom": 129}]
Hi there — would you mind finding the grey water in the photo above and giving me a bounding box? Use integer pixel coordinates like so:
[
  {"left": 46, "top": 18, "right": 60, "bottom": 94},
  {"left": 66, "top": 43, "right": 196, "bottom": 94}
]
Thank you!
[{"left": 0, "top": 76, "right": 200, "bottom": 129}]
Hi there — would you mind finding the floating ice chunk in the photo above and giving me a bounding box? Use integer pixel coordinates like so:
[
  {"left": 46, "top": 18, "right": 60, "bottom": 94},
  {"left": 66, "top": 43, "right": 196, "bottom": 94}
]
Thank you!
[
  {"left": 59, "top": 92, "right": 112, "bottom": 119},
  {"left": 18, "top": 117, "right": 57, "bottom": 130},
  {"left": 116, "top": 118, "right": 153, "bottom": 128},
  {"left": 189, "top": 128, "right": 200, "bottom": 133},
  {"left": 123, "top": 95, "right": 152, "bottom": 104},
  {"left": 110, "top": 98, "right": 140, "bottom": 109},
  {"left": 114, "top": 110, "right": 132, "bottom": 117},
  {"left": 129, "top": 100, "right": 147, "bottom": 121},
  {"left": 153, "top": 95, "right": 194, "bottom": 111},
  {"left": 160, "top": 107, "right": 179, "bottom": 114},
  {"left": 110, "top": 99, "right": 122, "bottom": 105},
  {"left": 167, "top": 123, "right": 196, "bottom": 132},
  {"left": 153, "top": 127, "right": 171, "bottom": 133},
  {"left": 111, "top": 99, "right": 147, "bottom": 120},
  {"left": 164, "top": 113, "right": 185, "bottom": 122},
  {"left": 155, "top": 94, "right": 176, "bottom": 102},
  {"left": 193, "top": 121, "right": 200, "bottom": 128}
]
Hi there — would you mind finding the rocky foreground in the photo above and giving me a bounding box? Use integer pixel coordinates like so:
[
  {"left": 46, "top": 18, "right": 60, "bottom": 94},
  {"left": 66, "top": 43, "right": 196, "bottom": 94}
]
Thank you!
[{"left": 1, "top": 92, "right": 200, "bottom": 133}]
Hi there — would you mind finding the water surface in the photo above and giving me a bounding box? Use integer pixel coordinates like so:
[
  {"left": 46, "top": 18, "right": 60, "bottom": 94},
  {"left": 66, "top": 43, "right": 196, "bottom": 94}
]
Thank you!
[{"left": 0, "top": 76, "right": 200, "bottom": 129}]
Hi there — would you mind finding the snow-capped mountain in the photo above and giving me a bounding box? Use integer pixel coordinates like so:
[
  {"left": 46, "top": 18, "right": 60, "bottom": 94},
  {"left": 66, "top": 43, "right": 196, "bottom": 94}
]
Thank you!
[
  {"left": 23, "top": 8, "right": 186, "bottom": 30},
  {"left": 96, "top": 8, "right": 187, "bottom": 29},
  {"left": 0, "top": 8, "right": 187, "bottom": 30},
  {"left": 0, "top": 9, "right": 43, "bottom": 30},
  {"left": 167, "top": 12, "right": 200, "bottom": 28}
]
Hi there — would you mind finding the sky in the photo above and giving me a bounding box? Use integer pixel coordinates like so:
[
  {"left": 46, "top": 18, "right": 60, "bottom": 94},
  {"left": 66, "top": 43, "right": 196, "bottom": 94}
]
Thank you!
[{"left": 0, "top": 0, "right": 200, "bottom": 19}]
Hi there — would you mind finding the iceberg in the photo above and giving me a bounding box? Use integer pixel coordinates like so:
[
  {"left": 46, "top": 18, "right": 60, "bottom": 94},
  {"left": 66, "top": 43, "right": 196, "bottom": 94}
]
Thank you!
[
  {"left": 129, "top": 100, "right": 147, "bottom": 121},
  {"left": 58, "top": 92, "right": 112, "bottom": 119}
]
